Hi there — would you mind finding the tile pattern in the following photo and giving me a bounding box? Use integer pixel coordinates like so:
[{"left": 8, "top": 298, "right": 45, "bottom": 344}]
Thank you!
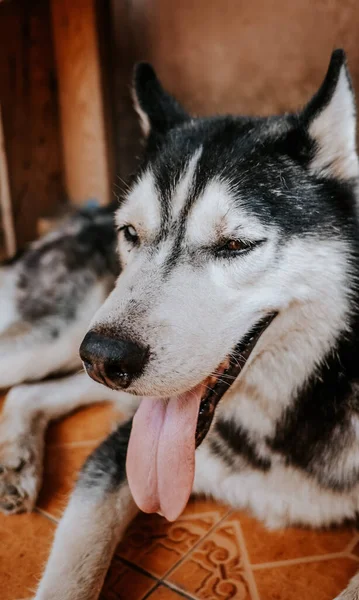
[
  {"left": 116, "top": 500, "right": 228, "bottom": 578},
  {"left": 0, "top": 398, "right": 359, "bottom": 600}
]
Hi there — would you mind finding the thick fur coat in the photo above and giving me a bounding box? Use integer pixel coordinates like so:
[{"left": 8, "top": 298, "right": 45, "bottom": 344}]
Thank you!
[{"left": 0, "top": 50, "right": 359, "bottom": 599}]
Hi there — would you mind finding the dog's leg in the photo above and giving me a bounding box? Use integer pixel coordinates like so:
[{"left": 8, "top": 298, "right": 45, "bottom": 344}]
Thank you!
[
  {"left": 35, "top": 420, "right": 137, "bottom": 600},
  {"left": 0, "top": 372, "right": 126, "bottom": 515},
  {"left": 0, "top": 320, "right": 83, "bottom": 388},
  {"left": 0, "top": 274, "right": 108, "bottom": 388}
]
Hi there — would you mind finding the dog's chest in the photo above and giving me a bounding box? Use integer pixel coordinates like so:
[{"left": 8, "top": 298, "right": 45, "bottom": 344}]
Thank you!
[
  {"left": 210, "top": 364, "right": 359, "bottom": 498},
  {"left": 194, "top": 439, "right": 359, "bottom": 528}
]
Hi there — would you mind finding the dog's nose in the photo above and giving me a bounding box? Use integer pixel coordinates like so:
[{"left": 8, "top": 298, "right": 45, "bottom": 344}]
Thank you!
[{"left": 80, "top": 331, "right": 149, "bottom": 389}]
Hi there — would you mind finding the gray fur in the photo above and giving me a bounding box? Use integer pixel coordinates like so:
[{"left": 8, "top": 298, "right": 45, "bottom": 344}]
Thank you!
[{"left": 15, "top": 205, "right": 119, "bottom": 326}]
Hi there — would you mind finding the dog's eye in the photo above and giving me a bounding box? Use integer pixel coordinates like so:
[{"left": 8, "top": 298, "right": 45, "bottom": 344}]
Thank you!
[
  {"left": 119, "top": 225, "right": 139, "bottom": 246},
  {"left": 225, "top": 240, "right": 250, "bottom": 251},
  {"left": 217, "top": 239, "right": 254, "bottom": 255}
]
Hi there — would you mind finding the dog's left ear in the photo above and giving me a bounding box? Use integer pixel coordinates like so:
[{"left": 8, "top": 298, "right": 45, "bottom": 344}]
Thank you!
[
  {"left": 302, "top": 49, "right": 358, "bottom": 180},
  {"left": 132, "top": 63, "right": 189, "bottom": 138}
]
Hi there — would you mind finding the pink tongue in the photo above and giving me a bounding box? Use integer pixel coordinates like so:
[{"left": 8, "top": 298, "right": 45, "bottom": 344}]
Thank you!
[{"left": 126, "top": 389, "right": 202, "bottom": 522}]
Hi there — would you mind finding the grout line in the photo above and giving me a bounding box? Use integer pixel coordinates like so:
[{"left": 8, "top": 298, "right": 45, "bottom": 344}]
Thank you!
[
  {"left": 141, "top": 583, "right": 161, "bottom": 600},
  {"left": 251, "top": 551, "right": 347, "bottom": 570},
  {"left": 143, "top": 581, "right": 196, "bottom": 600},
  {"left": 346, "top": 553, "right": 359, "bottom": 562},
  {"left": 119, "top": 556, "right": 160, "bottom": 582},
  {"left": 344, "top": 533, "right": 359, "bottom": 553},
  {"left": 235, "top": 520, "right": 261, "bottom": 600},
  {"left": 35, "top": 506, "right": 60, "bottom": 524},
  {"left": 162, "top": 580, "right": 199, "bottom": 599}
]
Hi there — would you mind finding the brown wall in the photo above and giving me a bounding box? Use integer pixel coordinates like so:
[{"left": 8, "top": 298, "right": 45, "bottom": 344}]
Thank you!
[
  {"left": 110, "top": 0, "right": 359, "bottom": 181},
  {"left": 119, "top": 0, "right": 359, "bottom": 115},
  {"left": 0, "top": 0, "right": 64, "bottom": 245},
  {"left": 2, "top": 0, "right": 359, "bottom": 244}
]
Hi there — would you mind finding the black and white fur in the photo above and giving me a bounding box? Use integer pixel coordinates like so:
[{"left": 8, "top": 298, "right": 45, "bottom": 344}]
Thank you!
[{"left": 1, "top": 50, "right": 359, "bottom": 600}]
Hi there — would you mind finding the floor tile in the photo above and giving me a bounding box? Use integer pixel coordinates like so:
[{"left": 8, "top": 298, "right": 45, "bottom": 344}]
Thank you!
[
  {"left": 254, "top": 557, "right": 358, "bottom": 600},
  {"left": 0, "top": 511, "right": 55, "bottom": 600},
  {"left": 167, "top": 514, "right": 253, "bottom": 599},
  {"left": 46, "top": 402, "right": 116, "bottom": 445},
  {"left": 37, "top": 442, "right": 97, "bottom": 518},
  {"left": 238, "top": 511, "right": 356, "bottom": 564},
  {"left": 100, "top": 555, "right": 157, "bottom": 600},
  {"left": 147, "top": 584, "right": 193, "bottom": 599},
  {"left": 116, "top": 498, "right": 229, "bottom": 578}
]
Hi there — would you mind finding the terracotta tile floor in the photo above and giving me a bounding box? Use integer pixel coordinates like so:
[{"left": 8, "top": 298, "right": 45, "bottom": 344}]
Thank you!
[{"left": 1, "top": 399, "right": 359, "bottom": 600}]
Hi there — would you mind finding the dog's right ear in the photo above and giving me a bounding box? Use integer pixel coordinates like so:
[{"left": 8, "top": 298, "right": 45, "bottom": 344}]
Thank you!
[
  {"left": 301, "top": 49, "right": 358, "bottom": 181},
  {"left": 132, "top": 63, "right": 189, "bottom": 138}
]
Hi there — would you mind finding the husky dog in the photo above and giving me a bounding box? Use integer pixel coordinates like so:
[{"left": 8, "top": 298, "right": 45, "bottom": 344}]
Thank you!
[{"left": 1, "top": 49, "right": 359, "bottom": 600}]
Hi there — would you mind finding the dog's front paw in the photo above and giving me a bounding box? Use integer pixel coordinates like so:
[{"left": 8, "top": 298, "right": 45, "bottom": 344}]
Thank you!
[{"left": 0, "top": 432, "right": 42, "bottom": 514}]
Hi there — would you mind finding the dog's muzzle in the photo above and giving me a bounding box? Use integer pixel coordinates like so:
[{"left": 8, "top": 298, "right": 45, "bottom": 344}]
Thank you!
[{"left": 80, "top": 330, "right": 149, "bottom": 389}]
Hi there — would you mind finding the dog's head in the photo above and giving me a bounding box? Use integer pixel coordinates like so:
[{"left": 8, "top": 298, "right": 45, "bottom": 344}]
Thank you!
[{"left": 80, "top": 50, "right": 359, "bottom": 520}]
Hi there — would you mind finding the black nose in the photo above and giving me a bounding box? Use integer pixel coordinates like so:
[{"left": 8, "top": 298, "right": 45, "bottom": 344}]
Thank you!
[{"left": 80, "top": 331, "right": 149, "bottom": 389}]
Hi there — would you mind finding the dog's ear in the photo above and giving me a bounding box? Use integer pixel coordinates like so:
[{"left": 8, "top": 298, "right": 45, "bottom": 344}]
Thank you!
[
  {"left": 132, "top": 63, "right": 189, "bottom": 138},
  {"left": 301, "top": 49, "right": 358, "bottom": 180}
]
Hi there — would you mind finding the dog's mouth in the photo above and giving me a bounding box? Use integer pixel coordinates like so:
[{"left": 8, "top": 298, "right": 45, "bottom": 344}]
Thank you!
[
  {"left": 195, "top": 312, "right": 277, "bottom": 449},
  {"left": 126, "top": 313, "right": 276, "bottom": 522}
]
